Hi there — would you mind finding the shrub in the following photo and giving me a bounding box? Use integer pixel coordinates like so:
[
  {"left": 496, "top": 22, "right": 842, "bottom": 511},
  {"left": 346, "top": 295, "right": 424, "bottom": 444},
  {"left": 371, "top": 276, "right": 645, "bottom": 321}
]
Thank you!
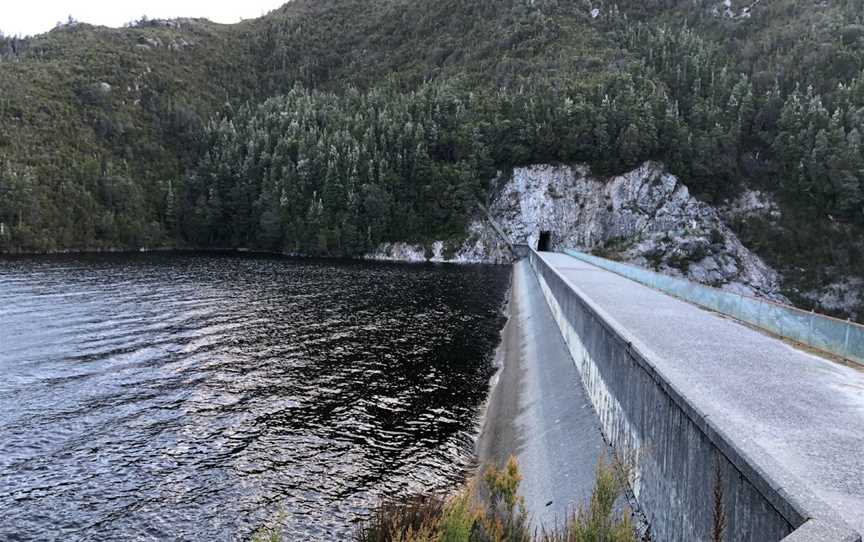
[
  {"left": 353, "top": 456, "right": 636, "bottom": 542},
  {"left": 539, "top": 458, "right": 634, "bottom": 542},
  {"left": 355, "top": 495, "right": 446, "bottom": 542}
]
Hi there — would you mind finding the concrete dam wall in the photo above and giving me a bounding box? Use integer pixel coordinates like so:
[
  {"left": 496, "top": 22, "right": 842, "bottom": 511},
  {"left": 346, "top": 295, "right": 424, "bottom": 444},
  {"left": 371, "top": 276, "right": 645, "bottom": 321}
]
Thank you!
[{"left": 527, "top": 250, "right": 860, "bottom": 542}]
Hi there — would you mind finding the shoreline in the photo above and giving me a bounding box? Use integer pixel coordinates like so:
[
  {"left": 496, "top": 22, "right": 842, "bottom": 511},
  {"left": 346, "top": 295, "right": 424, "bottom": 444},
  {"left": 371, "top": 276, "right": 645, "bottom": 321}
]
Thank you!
[
  {"left": 0, "top": 246, "right": 510, "bottom": 266},
  {"left": 475, "top": 263, "right": 522, "bottom": 471}
]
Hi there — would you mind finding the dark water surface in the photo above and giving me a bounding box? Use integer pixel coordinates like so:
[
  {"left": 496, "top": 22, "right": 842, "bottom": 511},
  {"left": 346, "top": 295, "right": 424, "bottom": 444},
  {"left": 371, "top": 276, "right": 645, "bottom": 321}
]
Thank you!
[{"left": 0, "top": 253, "right": 510, "bottom": 541}]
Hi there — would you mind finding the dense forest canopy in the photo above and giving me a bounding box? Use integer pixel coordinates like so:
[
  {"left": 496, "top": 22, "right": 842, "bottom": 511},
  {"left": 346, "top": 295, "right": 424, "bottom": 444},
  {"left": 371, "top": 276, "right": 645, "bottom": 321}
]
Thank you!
[{"left": 1, "top": 0, "right": 863, "bottom": 307}]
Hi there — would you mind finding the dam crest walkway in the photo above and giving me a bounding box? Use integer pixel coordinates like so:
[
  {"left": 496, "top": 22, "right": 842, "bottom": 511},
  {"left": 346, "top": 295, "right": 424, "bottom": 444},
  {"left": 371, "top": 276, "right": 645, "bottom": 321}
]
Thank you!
[{"left": 535, "top": 251, "right": 864, "bottom": 540}]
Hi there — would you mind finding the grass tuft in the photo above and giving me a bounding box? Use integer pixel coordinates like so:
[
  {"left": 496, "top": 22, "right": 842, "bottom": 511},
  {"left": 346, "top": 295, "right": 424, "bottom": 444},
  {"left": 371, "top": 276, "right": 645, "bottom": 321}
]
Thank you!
[{"left": 354, "top": 456, "right": 636, "bottom": 542}]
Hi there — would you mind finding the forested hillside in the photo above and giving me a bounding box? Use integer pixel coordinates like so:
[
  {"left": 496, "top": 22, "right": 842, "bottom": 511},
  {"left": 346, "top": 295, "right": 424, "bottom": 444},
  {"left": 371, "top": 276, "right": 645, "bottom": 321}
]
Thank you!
[{"left": 1, "top": 0, "right": 863, "bottom": 314}]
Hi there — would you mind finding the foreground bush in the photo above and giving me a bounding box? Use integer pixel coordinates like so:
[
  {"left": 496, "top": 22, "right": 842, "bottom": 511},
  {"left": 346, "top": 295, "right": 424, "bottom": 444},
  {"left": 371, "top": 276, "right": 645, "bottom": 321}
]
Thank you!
[{"left": 354, "top": 457, "right": 635, "bottom": 542}]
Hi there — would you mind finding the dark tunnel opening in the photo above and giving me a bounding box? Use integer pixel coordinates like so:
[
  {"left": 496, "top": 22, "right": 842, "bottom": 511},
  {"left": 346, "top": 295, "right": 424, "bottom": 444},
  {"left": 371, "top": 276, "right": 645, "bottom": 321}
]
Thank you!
[{"left": 537, "top": 231, "right": 552, "bottom": 252}]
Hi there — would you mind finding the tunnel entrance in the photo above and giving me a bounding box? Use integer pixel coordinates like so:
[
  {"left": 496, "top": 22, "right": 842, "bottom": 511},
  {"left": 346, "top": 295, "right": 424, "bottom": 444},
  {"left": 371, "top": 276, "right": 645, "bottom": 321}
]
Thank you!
[{"left": 537, "top": 231, "right": 552, "bottom": 252}]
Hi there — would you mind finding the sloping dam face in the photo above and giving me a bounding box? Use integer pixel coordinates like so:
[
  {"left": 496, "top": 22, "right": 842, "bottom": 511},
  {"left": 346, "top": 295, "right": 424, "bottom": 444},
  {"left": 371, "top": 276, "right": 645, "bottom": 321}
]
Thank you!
[
  {"left": 527, "top": 250, "right": 861, "bottom": 542},
  {"left": 477, "top": 258, "right": 609, "bottom": 528}
]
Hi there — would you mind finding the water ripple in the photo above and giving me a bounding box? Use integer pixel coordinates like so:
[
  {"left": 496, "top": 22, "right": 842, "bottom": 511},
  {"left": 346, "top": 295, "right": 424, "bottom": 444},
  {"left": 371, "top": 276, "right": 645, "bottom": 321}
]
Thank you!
[{"left": 0, "top": 253, "right": 509, "bottom": 541}]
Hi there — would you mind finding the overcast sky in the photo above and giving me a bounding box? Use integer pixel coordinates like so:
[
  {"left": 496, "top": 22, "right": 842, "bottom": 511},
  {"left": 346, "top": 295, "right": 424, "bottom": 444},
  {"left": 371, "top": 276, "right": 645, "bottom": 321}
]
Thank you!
[{"left": 2, "top": 1, "right": 288, "bottom": 37}]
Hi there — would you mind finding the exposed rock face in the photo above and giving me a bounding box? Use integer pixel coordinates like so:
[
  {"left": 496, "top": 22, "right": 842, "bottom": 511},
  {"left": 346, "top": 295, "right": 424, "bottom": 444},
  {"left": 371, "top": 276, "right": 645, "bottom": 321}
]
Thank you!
[
  {"left": 364, "top": 241, "right": 487, "bottom": 263},
  {"left": 801, "top": 278, "right": 863, "bottom": 322},
  {"left": 168, "top": 38, "right": 192, "bottom": 51},
  {"left": 720, "top": 188, "right": 862, "bottom": 318},
  {"left": 460, "top": 162, "right": 785, "bottom": 300},
  {"left": 364, "top": 242, "right": 431, "bottom": 263},
  {"left": 721, "top": 189, "right": 781, "bottom": 222},
  {"left": 136, "top": 36, "right": 163, "bottom": 50},
  {"left": 367, "top": 161, "right": 786, "bottom": 301},
  {"left": 709, "top": 0, "right": 763, "bottom": 19}
]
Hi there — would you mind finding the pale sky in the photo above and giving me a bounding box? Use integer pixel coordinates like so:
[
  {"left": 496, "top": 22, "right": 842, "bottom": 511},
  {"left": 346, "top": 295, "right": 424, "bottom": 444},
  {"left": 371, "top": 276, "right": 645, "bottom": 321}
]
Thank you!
[{"left": 1, "top": 1, "right": 288, "bottom": 37}]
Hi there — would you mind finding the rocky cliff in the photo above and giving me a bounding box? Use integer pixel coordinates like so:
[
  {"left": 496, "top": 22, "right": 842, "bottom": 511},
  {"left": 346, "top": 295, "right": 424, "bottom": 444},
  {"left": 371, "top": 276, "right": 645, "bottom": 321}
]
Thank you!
[{"left": 368, "top": 161, "right": 787, "bottom": 301}]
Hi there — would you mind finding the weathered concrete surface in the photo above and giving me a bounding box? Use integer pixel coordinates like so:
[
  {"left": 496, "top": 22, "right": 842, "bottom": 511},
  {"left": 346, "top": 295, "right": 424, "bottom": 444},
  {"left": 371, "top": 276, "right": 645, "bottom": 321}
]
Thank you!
[
  {"left": 533, "top": 251, "right": 863, "bottom": 541},
  {"left": 477, "top": 259, "right": 608, "bottom": 529}
]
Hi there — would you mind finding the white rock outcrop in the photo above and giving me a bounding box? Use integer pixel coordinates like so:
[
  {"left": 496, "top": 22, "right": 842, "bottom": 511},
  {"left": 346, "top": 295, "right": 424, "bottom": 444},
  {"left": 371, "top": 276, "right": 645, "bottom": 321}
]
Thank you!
[
  {"left": 365, "top": 242, "right": 429, "bottom": 263},
  {"left": 801, "top": 278, "right": 863, "bottom": 321},
  {"left": 365, "top": 240, "right": 488, "bottom": 263},
  {"left": 459, "top": 162, "right": 785, "bottom": 300},
  {"left": 721, "top": 189, "right": 781, "bottom": 222}
]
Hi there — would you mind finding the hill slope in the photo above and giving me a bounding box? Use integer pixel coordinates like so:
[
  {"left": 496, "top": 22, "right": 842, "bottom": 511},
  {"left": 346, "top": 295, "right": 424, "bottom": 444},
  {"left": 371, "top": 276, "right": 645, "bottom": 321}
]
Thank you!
[{"left": 1, "top": 0, "right": 862, "bottom": 318}]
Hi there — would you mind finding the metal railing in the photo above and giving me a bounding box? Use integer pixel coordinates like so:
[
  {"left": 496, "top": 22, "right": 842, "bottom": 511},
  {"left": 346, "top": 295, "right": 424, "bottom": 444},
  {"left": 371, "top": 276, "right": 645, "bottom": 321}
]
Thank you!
[{"left": 563, "top": 249, "right": 864, "bottom": 366}]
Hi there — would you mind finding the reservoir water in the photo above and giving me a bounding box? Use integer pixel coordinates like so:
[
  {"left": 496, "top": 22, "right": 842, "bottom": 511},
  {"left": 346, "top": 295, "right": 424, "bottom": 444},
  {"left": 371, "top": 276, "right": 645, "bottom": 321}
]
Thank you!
[{"left": 0, "top": 253, "right": 510, "bottom": 541}]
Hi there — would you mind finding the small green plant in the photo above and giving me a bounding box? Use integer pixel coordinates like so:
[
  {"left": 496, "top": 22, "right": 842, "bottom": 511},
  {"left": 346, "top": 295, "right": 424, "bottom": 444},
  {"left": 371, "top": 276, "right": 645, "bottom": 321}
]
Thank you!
[
  {"left": 709, "top": 228, "right": 724, "bottom": 246},
  {"left": 479, "top": 457, "right": 531, "bottom": 541},
  {"left": 354, "top": 456, "right": 637, "bottom": 542},
  {"left": 644, "top": 247, "right": 665, "bottom": 270},
  {"left": 251, "top": 523, "right": 282, "bottom": 542},
  {"left": 540, "top": 457, "right": 635, "bottom": 542},
  {"left": 438, "top": 483, "right": 481, "bottom": 542}
]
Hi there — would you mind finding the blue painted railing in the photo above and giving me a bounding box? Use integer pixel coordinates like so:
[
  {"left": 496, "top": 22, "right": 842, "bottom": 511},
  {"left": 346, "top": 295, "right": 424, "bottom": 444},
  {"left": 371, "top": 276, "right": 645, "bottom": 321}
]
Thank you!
[{"left": 563, "top": 249, "right": 864, "bottom": 366}]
